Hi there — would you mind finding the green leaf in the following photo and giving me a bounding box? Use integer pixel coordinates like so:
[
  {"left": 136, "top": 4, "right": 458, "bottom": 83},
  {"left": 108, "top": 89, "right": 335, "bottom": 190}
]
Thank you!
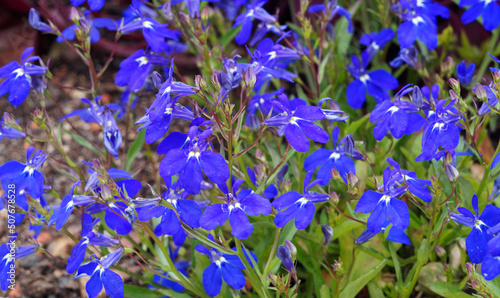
[
  {"left": 319, "top": 284, "right": 331, "bottom": 298},
  {"left": 64, "top": 128, "right": 105, "bottom": 156},
  {"left": 345, "top": 114, "right": 370, "bottom": 136},
  {"left": 220, "top": 27, "right": 240, "bottom": 48},
  {"left": 126, "top": 129, "right": 146, "bottom": 172},
  {"left": 428, "top": 283, "right": 473, "bottom": 297},
  {"left": 339, "top": 259, "right": 387, "bottom": 298},
  {"left": 123, "top": 285, "right": 163, "bottom": 298}
]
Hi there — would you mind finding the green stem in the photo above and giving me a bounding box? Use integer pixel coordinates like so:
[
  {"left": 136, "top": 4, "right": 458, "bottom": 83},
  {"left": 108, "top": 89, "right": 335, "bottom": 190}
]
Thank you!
[
  {"left": 477, "top": 139, "right": 500, "bottom": 196},
  {"left": 261, "top": 227, "right": 281, "bottom": 280},
  {"left": 235, "top": 238, "right": 270, "bottom": 298},
  {"left": 473, "top": 29, "right": 500, "bottom": 86}
]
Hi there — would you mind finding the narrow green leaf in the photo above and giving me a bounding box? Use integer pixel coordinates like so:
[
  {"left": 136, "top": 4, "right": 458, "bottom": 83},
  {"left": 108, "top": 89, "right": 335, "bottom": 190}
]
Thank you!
[
  {"left": 64, "top": 128, "right": 105, "bottom": 156},
  {"left": 428, "top": 283, "right": 473, "bottom": 297},
  {"left": 126, "top": 129, "right": 146, "bottom": 172},
  {"left": 339, "top": 259, "right": 387, "bottom": 298}
]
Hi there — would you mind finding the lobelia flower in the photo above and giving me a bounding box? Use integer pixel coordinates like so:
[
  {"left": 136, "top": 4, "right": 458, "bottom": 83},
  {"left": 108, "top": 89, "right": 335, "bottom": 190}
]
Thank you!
[
  {"left": 276, "top": 245, "right": 295, "bottom": 274},
  {"left": 307, "top": 0, "right": 353, "bottom": 34},
  {"left": 246, "top": 88, "right": 284, "bottom": 129},
  {"left": 0, "top": 233, "right": 38, "bottom": 291},
  {"left": 135, "top": 177, "right": 202, "bottom": 246},
  {"left": 29, "top": 9, "right": 53, "bottom": 33},
  {"left": 196, "top": 234, "right": 256, "bottom": 297},
  {"left": 346, "top": 55, "right": 399, "bottom": 109},
  {"left": 0, "top": 47, "right": 47, "bottom": 106},
  {"left": 459, "top": 0, "right": 500, "bottom": 31},
  {"left": 244, "top": 166, "right": 278, "bottom": 199},
  {"left": 391, "top": 0, "right": 449, "bottom": 50},
  {"left": 273, "top": 171, "right": 329, "bottom": 229},
  {"left": 159, "top": 128, "right": 230, "bottom": 194},
  {"left": 476, "top": 84, "right": 498, "bottom": 115},
  {"left": 200, "top": 178, "right": 272, "bottom": 239},
  {"left": 450, "top": 194, "right": 500, "bottom": 263},
  {"left": 370, "top": 85, "right": 426, "bottom": 141},
  {"left": 120, "top": 0, "right": 181, "bottom": 52},
  {"left": 249, "top": 23, "right": 288, "bottom": 46},
  {"left": 304, "top": 126, "right": 363, "bottom": 185},
  {"left": 57, "top": 11, "right": 117, "bottom": 44},
  {"left": 354, "top": 166, "right": 410, "bottom": 234},
  {"left": 355, "top": 220, "right": 410, "bottom": 245},
  {"left": 172, "top": 0, "right": 221, "bottom": 18},
  {"left": 66, "top": 213, "right": 119, "bottom": 273},
  {"left": 256, "top": 38, "right": 301, "bottom": 66},
  {"left": 457, "top": 60, "right": 476, "bottom": 85},
  {"left": 48, "top": 181, "right": 96, "bottom": 229},
  {"left": 71, "top": 0, "right": 105, "bottom": 11},
  {"left": 59, "top": 96, "right": 123, "bottom": 125},
  {"left": 115, "top": 49, "right": 169, "bottom": 92},
  {"left": 263, "top": 93, "right": 329, "bottom": 152},
  {"left": 390, "top": 46, "right": 419, "bottom": 68},
  {"left": 359, "top": 28, "right": 395, "bottom": 67},
  {"left": 0, "top": 146, "right": 47, "bottom": 199},
  {"left": 0, "top": 112, "right": 26, "bottom": 141},
  {"left": 384, "top": 158, "right": 433, "bottom": 203},
  {"left": 491, "top": 152, "right": 500, "bottom": 170},
  {"left": 233, "top": 1, "right": 276, "bottom": 45},
  {"left": 103, "top": 110, "right": 122, "bottom": 160},
  {"left": 74, "top": 248, "right": 124, "bottom": 298},
  {"left": 216, "top": 56, "right": 243, "bottom": 103}
]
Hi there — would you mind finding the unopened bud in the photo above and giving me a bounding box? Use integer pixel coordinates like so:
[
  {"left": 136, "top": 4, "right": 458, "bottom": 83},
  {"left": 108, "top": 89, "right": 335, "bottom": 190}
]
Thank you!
[
  {"left": 100, "top": 184, "right": 113, "bottom": 200},
  {"left": 347, "top": 172, "right": 359, "bottom": 186},
  {"left": 493, "top": 72, "right": 500, "bottom": 85},
  {"left": 466, "top": 262, "right": 474, "bottom": 274},
  {"left": 445, "top": 152, "right": 454, "bottom": 164},
  {"left": 284, "top": 240, "right": 297, "bottom": 259},
  {"left": 448, "top": 78, "right": 460, "bottom": 95},
  {"left": 178, "top": 12, "right": 190, "bottom": 23},
  {"left": 449, "top": 89, "right": 459, "bottom": 101},
  {"left": 268, "top": 274, "right": 277, "bottom": 283},
  {"left": 244, "top": 66, "right": 256, "bottom": 88},
  {"left": 255, "top": 149, "right": 264, "bottom": 161},
  {"left": 475, "top": 83, "right": 488, "bottom": 101},
  {"left": 330, "top": 192, "right": 339, "bottom": 204},
  {"left": 70, "top": 7, "right": 81, "bottom": 24},
  {"left": 435, "top": 245, "right": 446, "bottom": 257},
  {"left": 445, "top": 164, "right": 459, "bottom": 182},
  {"left": 152, "top": 71, "right": 164, "bottom": 89},
  {"left": 321, "top": 225, "right": 333, "bottom": 247},
  {"left": 412, "top": 86, "right": 423, "bottom": 107},
  {"left": 80, "top": 18, "right": 91, "bottom": 33},
  {"left": 341, "top": 135, "right": 355, "bottom": 157}
]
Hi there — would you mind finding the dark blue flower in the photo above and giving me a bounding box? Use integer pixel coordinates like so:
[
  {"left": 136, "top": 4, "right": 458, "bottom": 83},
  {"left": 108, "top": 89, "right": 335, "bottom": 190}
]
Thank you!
[
  {"left": 263, "top": 93, "right": 329, "bottom": 152},
  {"left": 273, "top": 171, "right": 329, "bottom": 229},
  {"left": 59, "top": 96, "right": 123, "bottom": 125},
  {"left": 360, "top": 28, "right": 395, "bottom": 67},
  {"left": 74, "top": 248, "right": 124, "bottom": 298},
  {"left": 457, "top": 60, "right": 475, "bottom": 85},
  {"left": 233, "top": 1, "right": 276, "bottom": 45},
  {"left": 196, "top": 235, "right": 255, "bottom": 297},
  {"left": 346, "top": 55, "right": 399, "bottom": 109},
  {"left": 276, "top": 245, "right": 295, "bottom": 273},
  {"left": 0, "top": 233, "right": 37, "bottom": 291},
  {"left": 390, "top": 46, "right": 418, "bottom": 68},
  {"left": 459, "top": 0, "right": 500, "bottom": 31},
  {"left": 103, "top": 110, "right": 122, "bottom": 160},
  {"left": 57, "top": 12, "right": 117, "bottom": 44},
  {"left": 392, "top": 0, "right": 449, "bottom": 50},
  {"left": 67, "top": 214, "right": 119, "bottom": 273},
  {"left": 304, "top": 127, "right": 362, "bottom": 185},
  {"left": 450, "top": 194, "right": 500, "bottom": 263},
  {"left": 0, "top": 47, "right": 46, "bottom": 106},
  {"left": 308, "top": 0, "right": 353, "bottom": 33},
  {"left": 71, "top": 0, "right": 105, "bottom": 11},
  {"left": 355, "top": 221, "right": 410, "bottom": 245},
  {"left": 477, "top": 84, "right": 498, "bottom": 115},
  {"left": 29, "top": 9, "right": 53, "bottom": 33},
  {"left": 0, "top": 146, "right": 47, "bottom": 199},
  {"left": 200, "top": 178, "right": 272, "bottom": 239},
  {"left": 159, "top": 129, "right": 230, "bottom": 194},
  {"left": 0, "top": 113, "right": 25, "bottom": 141},
  {"left": 385, "top": 158, "right": 433, "bottom": 203},
  {"left": 370, "top": 85, "right": 425, "bottom": 140},
  {"left": 48, "top": 181, "right": 95, "bottom": 230}
]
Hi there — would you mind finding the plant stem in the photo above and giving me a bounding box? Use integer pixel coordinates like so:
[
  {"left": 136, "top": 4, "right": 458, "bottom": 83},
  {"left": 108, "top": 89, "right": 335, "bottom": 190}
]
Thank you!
[{"left": 235, "top": 238, "right": 270, "bottom": 298}]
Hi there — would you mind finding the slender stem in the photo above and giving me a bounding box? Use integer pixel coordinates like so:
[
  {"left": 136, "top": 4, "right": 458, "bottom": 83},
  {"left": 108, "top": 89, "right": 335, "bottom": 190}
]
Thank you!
[
  {"left": 261, "top": 227, "right": 281, "bottom": 280},
  {"left": 473, "top": 29, "right": 500, "bottom": 86},
  {"left": 235, "top": 239, "right": 270, "bottom": 298},
  {"left": 477, "top": 139, "right": 500, "bottom": 196}
]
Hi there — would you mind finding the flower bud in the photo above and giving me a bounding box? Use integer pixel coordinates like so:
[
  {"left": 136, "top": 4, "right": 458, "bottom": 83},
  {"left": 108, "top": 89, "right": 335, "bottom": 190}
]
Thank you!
[
  {"left": 195, "top": 74, "right": 206, "bottom": 90},
  {"left": 434, "top": 245, "right": 446, "bottom": 257},
  {"left": 70, "top": 7, "right": 81, "bottom": 24},
  {"left": 255, "top": 149, "right": 264, "bottom": 161},
  {"left": 475, "top": 83, "right": 488, "bottom": 101},
  {"left": 448, "top": 78, "right": 460, "bottom": 94},
  {"left": 445, "top": 152, "right": 454, "bottom": 164},
  {"left": 445, "top": 164, "right": 459, "bottom": 182},
  {"left": 466, "top": 262, "right": 474, "bottom": 274},
  {"left": 449, "top": 89, "right": 459, "bottom": 101},
  {"left": 284, "top": 240, "right": 297, "bottom": 259},
  {"left": 411, "top": 86, "right": 423, "bottom": 107},
  {"left": 341, "top": 135, "right": 355, "bottom": 157},
  {"left": 100, "top": 184, "right": 113, "bottom": 201},
  {"left": 178, "top": 12, "right": 190, "bottom": 23},
  {"left": 347, "top": 172, "right": 359, "bottom": 186},
  {"left": 268, "top": 274, "right": 277, "bottom": 283},
  {"left": 152, "top": 71, "right": 164, "bottom": 89},
  {"left": 321, "top": 225, "right": 333, "bottom": 247},
  {"left": 244, "top": 66, "right": 256, "bottom": 88}
]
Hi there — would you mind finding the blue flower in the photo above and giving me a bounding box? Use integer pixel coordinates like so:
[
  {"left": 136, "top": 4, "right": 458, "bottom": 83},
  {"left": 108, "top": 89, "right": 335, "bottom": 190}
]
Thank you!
[
  {"left": 74, "top": 248, "right": 124, "bottom": 298},
  {"left": 450, "top": 195, "right": 500, "bottom": 263},
  {"left": 59, "top": 96, "right": 123, "bottom": 125},
  {"left": 276, "top": 245, "right": 295, "bottom": 273},
  {"left": 149, "top": 247, "right": 189, "bottom": 293},
  {"left": 273, "top": 171, "right": 329, "bottom": 229},
  {"left": 120, "top": 1, "right": 181, "bottom": 52},
  {"left": 360, "top": 28, "right": 395, "bottom": 67},
  {"left": 355, "top": 221, "right": 410, "bottom": 245},
  {"left": 304, "top": 127, "right": 362, "bottom": 185},
  {"left": 385, "top": 158, "right": 433, "bottom": 203},
  {"left": 477, "top": 84, "right": 498, "bottom": 115},
  {"left": 0, "top": 113, "right": 25, "bottom": 141},
  {"left": 0, "top": 233, "right": 37, "bottom": 291},
  {"left": 244, "top": 166, "right": 278, "bottom": 199},
  {"left": 48, "top": 181, "right": 95, "bottom": 230},
  {"left": 390, "top": 46, "right": 419, "bottom": 68},
  {"left": 103, "top": 110, "right": 122, "bottom": 160},
  {"left": 196, "top": 235, "right": 255, "bottom": 297},
  {"left": 249, "top": 23, "right": 288, "bottom": 46},
  {"left": 67, "top": 214, "right": 119, "bottom": 273},
  {"left": 172, "top": 0, "right": 221, "bottom": 18},
  {"left": 159, "top": 129, "right": 230, "bottom": 194},
  {"left": 308, "top": 0, "right": 353, "bottom": 33},
  {"left": 459, "top": 0, "right": 500, "bottom": 31},
  {"left": 263, "top": 93, "right": 329, "bottom": 152},
  {"left": 71, "top": 0, "right": 105, "bottom": 11},
  {"left": 392, "top": 0, "right": 449, "bottom": 50},
  {"left": 370, "top": 85, "right": 425, "bottom": 141},
  {"left": 0, "top": 146, "right": 47, "bottom": 199},
  {"left": 355, "top": 166, "right": 409, "bottom": 234},
  {"left": 57, "top": 11, "right": 117, "bottom": 44},
  {"left": 200, "top": 178, "right": 272, "bottom": 239},
  {"left": 245, "top": 89, "right": 283, "bottom": 129},
  {"left": 115, "top": 49, "right": 169, "bottom": 92},
  {"left": 346, "top": 55, "right": 399, "bottom": 109},
  {"left": 457, "top": 60, "right": 475, "bottom": 85},
  {"left": 233, "top": 1, "right": 276, "bottom": 45},
  {"left": 29, "top": 9, "right": 53, "bottom": 33},
  {"left": 0, "top": 47, "right": 46, "bottom": 106}
]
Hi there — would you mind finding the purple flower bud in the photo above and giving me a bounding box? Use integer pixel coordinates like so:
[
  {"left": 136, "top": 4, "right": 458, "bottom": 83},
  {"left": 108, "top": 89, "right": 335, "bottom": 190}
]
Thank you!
[
  {"left": 152, "top": 71, "right": 164, "bottom": 89},
  {"left": 435, "top": 245, "right": 446, "bottom": 257},
  {"left": 276, "top": 245, "right": 295, "bottom": 274},
  {"left": 412, "top": 86, "right": 423, "bottom": 107},
  {"left": 321, "top": 225, "right": 333, "bottom": 247},
  {"left": 475, "top": 83, "right": 488, "bottom": 101},
  {"left": 284, "top": 240, "right": 297, "bottom": 259},
  {"left": 445, "top": 164, "right": 459, "bottom": 182},
  {"left": 448, "top": 78, "right": 460, "bottom": 92}
]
